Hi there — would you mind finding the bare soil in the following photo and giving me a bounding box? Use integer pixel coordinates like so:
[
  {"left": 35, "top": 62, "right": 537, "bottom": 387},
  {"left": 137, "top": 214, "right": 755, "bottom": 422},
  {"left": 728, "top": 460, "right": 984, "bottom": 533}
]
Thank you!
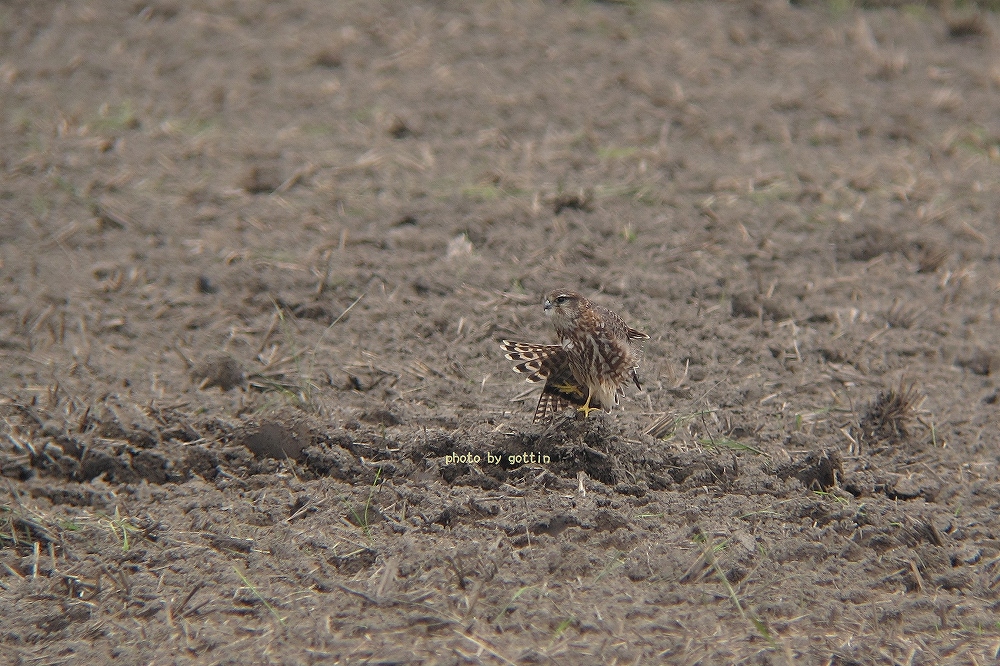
[{"left": 3, "top": 1, "right": 1000, "bottom": 664}]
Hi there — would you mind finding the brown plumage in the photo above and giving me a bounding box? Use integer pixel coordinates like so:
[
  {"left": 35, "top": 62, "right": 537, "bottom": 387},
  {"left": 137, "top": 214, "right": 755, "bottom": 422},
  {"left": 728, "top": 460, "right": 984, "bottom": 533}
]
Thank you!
[
  {"left": 500, "top": 341, "right": 592, "bottom": 421},
  {"left": 502, "top": 289, "right": 649, "bottom": 422}
]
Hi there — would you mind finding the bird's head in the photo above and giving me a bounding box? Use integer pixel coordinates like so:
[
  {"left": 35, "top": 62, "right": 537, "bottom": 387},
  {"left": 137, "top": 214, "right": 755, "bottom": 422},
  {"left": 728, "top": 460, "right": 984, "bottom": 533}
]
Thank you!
[{"left": 543, "top": 289, "right": 586, "bottom": 334}]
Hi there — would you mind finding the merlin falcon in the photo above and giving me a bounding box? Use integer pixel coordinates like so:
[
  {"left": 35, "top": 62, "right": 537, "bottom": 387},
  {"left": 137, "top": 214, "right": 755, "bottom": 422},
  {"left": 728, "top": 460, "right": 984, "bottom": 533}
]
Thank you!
[{"left": 502, "top": 289, "right": 649, "bottom": 422}]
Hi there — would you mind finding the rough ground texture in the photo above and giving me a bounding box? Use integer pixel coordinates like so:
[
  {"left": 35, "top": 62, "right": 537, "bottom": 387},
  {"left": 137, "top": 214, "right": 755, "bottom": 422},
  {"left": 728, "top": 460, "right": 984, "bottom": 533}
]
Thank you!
[{"left": 3, "top": 1, "right": 1000, "bottom": 664}]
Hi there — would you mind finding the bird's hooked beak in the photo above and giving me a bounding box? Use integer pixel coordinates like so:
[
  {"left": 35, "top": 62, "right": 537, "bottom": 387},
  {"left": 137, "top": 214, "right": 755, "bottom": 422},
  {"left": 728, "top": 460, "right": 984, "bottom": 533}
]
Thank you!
[{"left": 543, "top": 298, "right": 553, "bottom": 313}]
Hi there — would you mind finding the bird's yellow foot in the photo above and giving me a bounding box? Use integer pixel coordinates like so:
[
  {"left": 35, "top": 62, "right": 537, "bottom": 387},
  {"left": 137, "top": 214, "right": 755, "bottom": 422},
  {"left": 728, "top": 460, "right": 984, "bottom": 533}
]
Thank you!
[
  {"left": 553, "top": 382, "right": 584, "bottom": 397},
  {"left": 577, "top": 392, "right": 599, "bottom": 418}
]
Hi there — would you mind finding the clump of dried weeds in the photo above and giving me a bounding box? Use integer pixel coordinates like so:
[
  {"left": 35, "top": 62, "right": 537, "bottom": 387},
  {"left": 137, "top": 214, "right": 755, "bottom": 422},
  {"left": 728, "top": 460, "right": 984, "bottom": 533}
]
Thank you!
[{"left": 856, "top": 381, "right": 925, "bottom": 451}]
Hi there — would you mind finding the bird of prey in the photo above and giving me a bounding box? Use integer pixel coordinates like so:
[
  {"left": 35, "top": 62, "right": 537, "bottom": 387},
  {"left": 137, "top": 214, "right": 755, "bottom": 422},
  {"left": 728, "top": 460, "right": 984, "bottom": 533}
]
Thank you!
[{"left": 502, "top": 289, "right": 649, "bottom": 422}]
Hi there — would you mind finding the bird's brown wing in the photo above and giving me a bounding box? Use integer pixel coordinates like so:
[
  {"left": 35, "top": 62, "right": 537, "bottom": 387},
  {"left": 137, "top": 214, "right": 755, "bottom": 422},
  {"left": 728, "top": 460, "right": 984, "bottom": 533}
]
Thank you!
[
  {"left": 501, "top": 340, "right": 564, "bottom": 382},
  {"left": 501, "top": 340, "right": 595, "bottom": 422}
]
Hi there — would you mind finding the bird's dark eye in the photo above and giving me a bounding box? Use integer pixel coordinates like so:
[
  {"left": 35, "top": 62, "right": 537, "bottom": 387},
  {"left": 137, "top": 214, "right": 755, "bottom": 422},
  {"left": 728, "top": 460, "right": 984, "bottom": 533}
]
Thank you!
[{"left": 555, "top": 295, "right": 569, "bottom": 305}]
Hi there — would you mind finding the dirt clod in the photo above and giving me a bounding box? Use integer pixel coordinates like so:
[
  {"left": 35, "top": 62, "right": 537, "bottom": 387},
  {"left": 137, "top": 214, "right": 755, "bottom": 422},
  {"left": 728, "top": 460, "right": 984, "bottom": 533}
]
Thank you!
[
  {"left": 956, "top": 349, "right": 996, "bottom": 376},
  {"left": 241, "top": 164, "right": 283, "bottom": 194},
  {"left": 836, "top": 225, "right": 905, "bottom": 262},
  {"left": 192, "top": 354, "right": 246, "bottom": 391},
  {"left": 241, "top": 422, "right": 307, "bottom": 460}
]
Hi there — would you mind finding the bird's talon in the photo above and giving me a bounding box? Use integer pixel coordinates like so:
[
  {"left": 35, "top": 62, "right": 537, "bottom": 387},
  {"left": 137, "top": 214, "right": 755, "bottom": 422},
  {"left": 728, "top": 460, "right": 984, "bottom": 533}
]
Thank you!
[
  {"left": 554, "top": 382, "right": 584, "bottom": 397},
  {"left": 577, "top": 392, "right": 599, "bottom": 418}
]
